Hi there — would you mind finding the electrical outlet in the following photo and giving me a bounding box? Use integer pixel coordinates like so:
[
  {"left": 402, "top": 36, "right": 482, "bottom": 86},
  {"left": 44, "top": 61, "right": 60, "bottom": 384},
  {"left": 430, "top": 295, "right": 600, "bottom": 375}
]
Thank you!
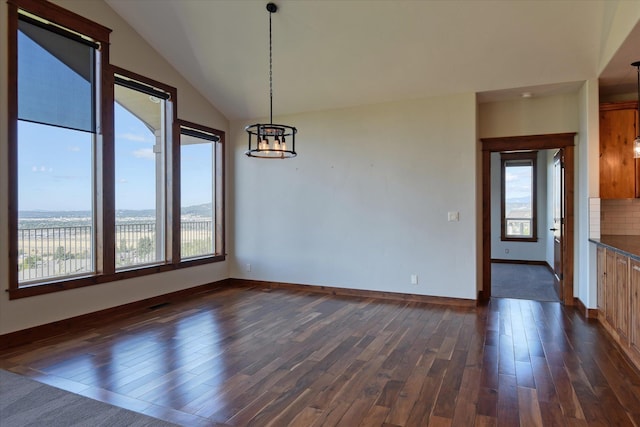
[
  {"left": 505, "top": 249, "right": 509, "bottom": 254},
  {"left": 447, "top": 211, "right": 459, "bottom": 222},
  {"left": 411, "top": 274, "right": 418, "bottom": 285},
  {"left": 246, "top": 263, "right": 252, "bottom": 272}
]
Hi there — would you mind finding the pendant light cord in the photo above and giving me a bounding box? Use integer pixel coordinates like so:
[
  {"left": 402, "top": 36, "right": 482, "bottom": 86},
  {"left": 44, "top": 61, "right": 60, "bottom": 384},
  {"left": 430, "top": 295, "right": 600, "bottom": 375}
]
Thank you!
[
  {"left": 269, "top": 9, "right": 273, "bottom": 125},
  {"left": 637, "top": 63, "right": 640, "bottom": 137}
]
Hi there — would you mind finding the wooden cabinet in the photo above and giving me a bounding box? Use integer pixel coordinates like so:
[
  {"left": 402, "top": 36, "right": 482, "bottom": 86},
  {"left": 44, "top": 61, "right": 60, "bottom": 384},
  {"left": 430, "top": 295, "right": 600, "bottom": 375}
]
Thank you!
[
  {"left": 615, "top": 253, "right": 630, "bottom": 342},
  {"left": 597, "top": 246, "right": 606, "bottom": 318},
  {"left": 631, "top": 259, "right": 640, "bottom": 359},
  {"left": 596, "top": 246, "right": 640, "bottom": 371},
  {"left": 605, "top": 249, "right": 617, "bottom": 327},
  {"left": 599, "top": 102, "right": 639, "bottom": 199}
]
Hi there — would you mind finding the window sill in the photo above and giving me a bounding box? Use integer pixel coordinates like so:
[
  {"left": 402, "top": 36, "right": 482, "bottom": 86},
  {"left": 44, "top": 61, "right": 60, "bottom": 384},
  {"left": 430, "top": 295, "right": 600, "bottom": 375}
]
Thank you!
[
  {"left": 7, "top": 254, "right": 226, "bottom": 300},
  {"left": 500, "top": 237, "right": 539, "bottom": 243}
]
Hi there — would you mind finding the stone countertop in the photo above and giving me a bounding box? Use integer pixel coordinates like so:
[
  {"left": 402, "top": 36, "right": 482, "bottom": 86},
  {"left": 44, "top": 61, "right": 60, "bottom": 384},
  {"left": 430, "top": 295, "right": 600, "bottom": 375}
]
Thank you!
[{"left": 590, "top": 235, "right": 640, "bottom": 261}]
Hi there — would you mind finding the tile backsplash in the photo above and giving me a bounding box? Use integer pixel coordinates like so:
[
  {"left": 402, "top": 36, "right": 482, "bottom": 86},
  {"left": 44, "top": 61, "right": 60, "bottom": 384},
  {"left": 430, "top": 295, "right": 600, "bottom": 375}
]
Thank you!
[
  {"left": 601, "top": 199, "right": 640, "bottom": 235},
  {"left": 589, "top": 198, "right": 600, "bottom": 239}
]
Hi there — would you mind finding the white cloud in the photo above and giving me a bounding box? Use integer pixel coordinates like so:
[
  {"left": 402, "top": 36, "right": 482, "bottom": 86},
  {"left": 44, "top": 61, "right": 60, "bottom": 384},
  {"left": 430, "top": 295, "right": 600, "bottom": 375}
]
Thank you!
[
  {"left": 32, "top": 165, "right": 52, "bottom": 173},
  {"left": 67, "top": 146, "right": 81, "bottom": 152},
  {"left": 119, "top": 133, "right": 150, "bottom": 143},
  {"left": 505, "top": 172, "right": 519, "bottom": 182},
  {"left": 132, "top": 148, "right": 155, "bottom": 160},
  {"left": 118, "top": 178, "right": 128, "bottom": 183}
]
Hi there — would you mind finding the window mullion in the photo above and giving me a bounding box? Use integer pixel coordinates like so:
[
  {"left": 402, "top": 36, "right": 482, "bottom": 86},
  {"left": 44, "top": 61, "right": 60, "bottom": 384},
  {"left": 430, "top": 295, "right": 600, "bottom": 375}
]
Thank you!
[{"left": 99, "top": 64, "right": 116, "bottom": 276}]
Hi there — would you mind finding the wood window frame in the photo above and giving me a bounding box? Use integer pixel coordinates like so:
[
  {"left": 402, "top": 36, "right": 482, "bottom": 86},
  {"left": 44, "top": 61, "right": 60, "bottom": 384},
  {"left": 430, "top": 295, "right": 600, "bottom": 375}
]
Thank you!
[
  {"left": 111, "top": 66, "right": 178, "bottom": 271},
  {"left": 7, "top": 1, "right": 225, "bottom": 300},
  {"left": 500, "top": 151, "right": 538, "bottom": 242},
  {"left": 177, "top": 119, "right": 226, "bottom": 261}
]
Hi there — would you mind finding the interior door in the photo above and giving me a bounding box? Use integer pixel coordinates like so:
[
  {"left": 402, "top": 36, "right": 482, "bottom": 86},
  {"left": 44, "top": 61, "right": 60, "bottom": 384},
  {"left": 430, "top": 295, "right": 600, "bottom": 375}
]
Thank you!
[{"left": 552, "top": 150, "right": 564, "bottom": 300}]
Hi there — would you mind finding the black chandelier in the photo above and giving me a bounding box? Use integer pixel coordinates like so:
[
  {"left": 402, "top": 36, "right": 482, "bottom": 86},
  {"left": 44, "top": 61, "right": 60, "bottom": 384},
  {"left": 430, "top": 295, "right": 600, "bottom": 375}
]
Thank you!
[
  {"left": 245, "top": 3, "right": 297, "bottom": 159},
  {"left": 633, "top": 61, "right": 640, "bottom": 158}
]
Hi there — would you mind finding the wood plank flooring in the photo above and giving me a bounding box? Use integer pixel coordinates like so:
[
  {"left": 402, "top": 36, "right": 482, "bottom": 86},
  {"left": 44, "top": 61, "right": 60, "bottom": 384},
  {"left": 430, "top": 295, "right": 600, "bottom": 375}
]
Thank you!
[{"left": 1, "top": 286, "right": 640, "bottom": 426}]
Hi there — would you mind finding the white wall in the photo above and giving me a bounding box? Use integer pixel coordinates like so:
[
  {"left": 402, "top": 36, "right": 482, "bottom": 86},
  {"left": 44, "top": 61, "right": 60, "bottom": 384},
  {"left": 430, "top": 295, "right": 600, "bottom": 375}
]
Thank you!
[
  {"left": 577, "top": 79, "right": 601, "bottom": 308},
  {"left": 490, "top": 151, "right": 549, "bottom": 262},
  {"left": 231, "top": 94, "right": 478, "bottom": 300},
  {"left": 0, "top": 0, "right": 230, "bottom": 335}
]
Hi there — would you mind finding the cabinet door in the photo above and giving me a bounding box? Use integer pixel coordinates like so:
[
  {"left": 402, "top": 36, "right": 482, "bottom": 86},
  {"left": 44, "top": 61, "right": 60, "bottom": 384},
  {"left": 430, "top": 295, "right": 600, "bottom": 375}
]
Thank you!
[
  {"left": 597, "top": 247, "right": 606, "bottom": 318},
  {"left": 599, "top": 107, "right": 637, "bottom": 199},
  {"left": 616, "top": 253, "right": 630, "bottom": 342},
  {"left": 605, "top": 249, "right": 617, "bottom": 328},
  {"left": 631, "top": 260, "right": 640, "bottom": 358}
]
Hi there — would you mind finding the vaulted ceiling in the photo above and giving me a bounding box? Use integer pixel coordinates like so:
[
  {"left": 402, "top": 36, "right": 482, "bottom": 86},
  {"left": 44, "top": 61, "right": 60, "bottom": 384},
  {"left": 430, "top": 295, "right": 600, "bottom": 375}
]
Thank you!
[{"left": 105, "top": 0, "right": 640, "bottom": 121}]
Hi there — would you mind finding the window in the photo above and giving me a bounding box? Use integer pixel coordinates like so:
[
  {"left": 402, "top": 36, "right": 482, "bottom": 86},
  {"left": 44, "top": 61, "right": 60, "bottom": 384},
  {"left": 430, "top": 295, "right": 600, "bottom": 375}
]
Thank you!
[
  {"left": 114, "top": 72, "right": 173, "bottom": 269},
  {"left": 179, "top": 121, "right": 224, "bottom": 260},
  {"left": 11, "top": 1, "right": 108, "bottom": 286},
  {"left": 501, "top": 151, "right": 537, "bottom": 241},
  {"left": 8, "top": 1, "right": 225, "bottom": 299}
]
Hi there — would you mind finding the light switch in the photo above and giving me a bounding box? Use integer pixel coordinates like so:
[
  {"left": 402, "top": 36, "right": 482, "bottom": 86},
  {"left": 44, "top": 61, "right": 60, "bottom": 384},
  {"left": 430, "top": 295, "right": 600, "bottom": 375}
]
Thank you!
[{"left": 448, "top": 211, "right": 459, "bottom": 222}]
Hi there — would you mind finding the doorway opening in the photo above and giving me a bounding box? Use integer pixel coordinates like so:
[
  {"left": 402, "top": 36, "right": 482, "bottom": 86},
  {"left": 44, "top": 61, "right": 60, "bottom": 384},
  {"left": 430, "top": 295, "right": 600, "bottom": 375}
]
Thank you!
[{"left": 480, "top": 133, "right": 576, "bottom": 304}]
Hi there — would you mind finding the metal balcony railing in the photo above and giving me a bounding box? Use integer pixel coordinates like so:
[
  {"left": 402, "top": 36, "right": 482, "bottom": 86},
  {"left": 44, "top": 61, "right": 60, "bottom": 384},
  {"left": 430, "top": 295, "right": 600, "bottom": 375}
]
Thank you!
[
  {"left": 18, "top": 221, "right": 213, "bottom": 283},
  {"left": 506, "top": 218, "right": 532, "bottom": 238},
  {"left": 18, "top": 226, "right": 93, "bottom": 282}
]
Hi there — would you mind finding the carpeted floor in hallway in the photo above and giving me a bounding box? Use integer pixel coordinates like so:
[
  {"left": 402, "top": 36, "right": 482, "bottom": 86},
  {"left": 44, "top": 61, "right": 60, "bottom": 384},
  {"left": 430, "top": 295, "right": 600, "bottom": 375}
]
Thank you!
[{"left": 491, "top": 262, "right": 559, "bottom": 302}]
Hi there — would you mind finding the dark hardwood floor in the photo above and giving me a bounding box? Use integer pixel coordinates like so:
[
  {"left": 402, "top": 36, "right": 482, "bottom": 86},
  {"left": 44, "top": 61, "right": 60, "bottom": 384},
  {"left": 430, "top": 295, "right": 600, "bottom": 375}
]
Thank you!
[{"left": 1, "top": 286, "right": 640, "bottom": 426}]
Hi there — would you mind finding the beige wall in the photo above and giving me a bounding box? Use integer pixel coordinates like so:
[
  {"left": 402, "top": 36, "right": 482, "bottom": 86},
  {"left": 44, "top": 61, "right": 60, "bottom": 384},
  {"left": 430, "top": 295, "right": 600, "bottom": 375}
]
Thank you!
[
  {"left": 231, "top": 94, "right": 479, "bottom": 300},
  {"left": 478, "top": 93, "right": 579, "bottom": 139},
  {"left": 598, "top": 0, "right": 640, "bottom": 74},
  {"left": 0, "top": 0, "right": 230, "bottom": 334}
]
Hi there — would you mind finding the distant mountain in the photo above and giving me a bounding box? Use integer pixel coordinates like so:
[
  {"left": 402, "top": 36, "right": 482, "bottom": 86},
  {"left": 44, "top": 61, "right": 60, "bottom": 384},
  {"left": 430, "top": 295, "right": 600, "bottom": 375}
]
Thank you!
[
  {"left": 505, "top": 196, "right": 531, "bottom": 204},
  {"left": 115, "top": 209, "right": 155, "bottom": 218},
  {"left": 19, "top": 210, "right": 92, "bottom": 219},
  {"left": 181, "top": 203, "right": 212, "bottom": 217},
  {"left": 19, "top": 203, "right": 212, "bottom": 219}
]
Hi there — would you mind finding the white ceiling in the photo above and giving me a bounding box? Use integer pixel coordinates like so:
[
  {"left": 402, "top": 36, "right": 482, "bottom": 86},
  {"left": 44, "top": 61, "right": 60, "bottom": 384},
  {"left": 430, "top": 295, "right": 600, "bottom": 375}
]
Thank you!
[{"left": 105, "top": 0, "right": 640, "bottom": 121}]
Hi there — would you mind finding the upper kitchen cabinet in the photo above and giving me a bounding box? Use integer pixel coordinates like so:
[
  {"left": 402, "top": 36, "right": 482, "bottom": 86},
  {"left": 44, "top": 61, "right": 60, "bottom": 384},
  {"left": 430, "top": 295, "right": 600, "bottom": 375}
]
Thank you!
[{"left": 600, "top": 101, "right": 640, "bottom": 199}]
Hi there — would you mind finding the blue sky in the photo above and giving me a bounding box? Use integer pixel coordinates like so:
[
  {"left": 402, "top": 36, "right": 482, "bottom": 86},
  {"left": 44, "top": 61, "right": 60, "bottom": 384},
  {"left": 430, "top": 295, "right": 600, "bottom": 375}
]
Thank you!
[
  {"left": 19, "top": 107, "right": 213, "bottom": 212},
  {"left": 504, "top": 165, "right": 532, "bottom": 204}
]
